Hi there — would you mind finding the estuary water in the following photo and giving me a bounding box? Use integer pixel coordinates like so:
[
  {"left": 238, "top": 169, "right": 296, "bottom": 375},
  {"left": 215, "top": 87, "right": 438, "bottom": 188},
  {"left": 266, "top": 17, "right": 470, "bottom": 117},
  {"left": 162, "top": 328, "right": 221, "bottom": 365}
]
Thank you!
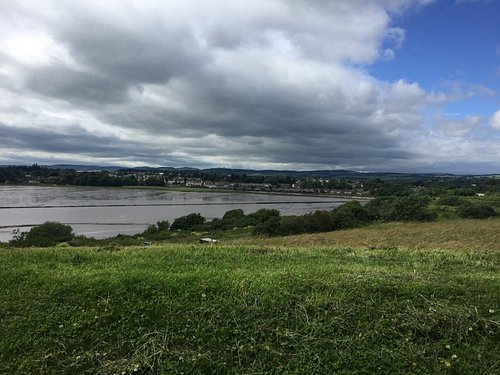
[{"left": 0, "top": 185, "right": 356, "bottom": 242}]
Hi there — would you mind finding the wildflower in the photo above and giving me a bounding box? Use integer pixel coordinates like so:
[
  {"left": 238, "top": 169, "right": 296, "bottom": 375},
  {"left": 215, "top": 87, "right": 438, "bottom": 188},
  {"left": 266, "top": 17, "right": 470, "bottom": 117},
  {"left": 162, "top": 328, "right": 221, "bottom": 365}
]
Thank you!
[
  {"left": 452, "top": 354, "right": 458, "bottom": 360},
  {"left": 445, "top": 344, "right": 451, "bottom": 350},
  {"left": 444, "top": 360, "right": 451, "bottom": 367},
  {"left": 488, "top": 309, "right": 495, "bottom": 314}
]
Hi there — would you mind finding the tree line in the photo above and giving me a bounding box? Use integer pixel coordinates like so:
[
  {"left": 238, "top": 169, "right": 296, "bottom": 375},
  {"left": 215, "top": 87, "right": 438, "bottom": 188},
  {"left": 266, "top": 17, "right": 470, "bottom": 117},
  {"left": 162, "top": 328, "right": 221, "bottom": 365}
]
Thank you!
[{"left": 8, "top": 192, "right": 497, "bottom": 248}]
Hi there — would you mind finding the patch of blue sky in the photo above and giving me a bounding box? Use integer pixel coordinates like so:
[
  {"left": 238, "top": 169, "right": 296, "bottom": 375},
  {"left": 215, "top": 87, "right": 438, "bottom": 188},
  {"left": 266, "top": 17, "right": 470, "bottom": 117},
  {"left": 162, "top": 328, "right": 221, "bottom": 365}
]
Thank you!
[
  {"left": 443, "top": 99, "right": 498, "bottom": 118},
  {"left": 370, "top": 0, "right": 500, "bottom": 96}
]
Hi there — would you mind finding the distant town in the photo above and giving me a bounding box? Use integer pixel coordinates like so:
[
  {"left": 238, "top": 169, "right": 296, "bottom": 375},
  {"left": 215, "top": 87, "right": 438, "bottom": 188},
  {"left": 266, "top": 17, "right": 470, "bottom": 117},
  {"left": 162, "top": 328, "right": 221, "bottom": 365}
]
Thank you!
[
  {"left": 1, "top": 164, "right": 499, "bottom": 199},
  {"left": 0, "top": 164, "right": 369, "bottom": 197}
]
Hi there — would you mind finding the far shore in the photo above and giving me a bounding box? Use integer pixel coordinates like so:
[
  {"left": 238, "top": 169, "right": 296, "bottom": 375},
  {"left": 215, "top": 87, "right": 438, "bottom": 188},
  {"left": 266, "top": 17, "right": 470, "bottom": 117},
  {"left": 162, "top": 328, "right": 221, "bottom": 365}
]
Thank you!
[{"left": 2, "top": 183, "right": 372, "bottom": 201}]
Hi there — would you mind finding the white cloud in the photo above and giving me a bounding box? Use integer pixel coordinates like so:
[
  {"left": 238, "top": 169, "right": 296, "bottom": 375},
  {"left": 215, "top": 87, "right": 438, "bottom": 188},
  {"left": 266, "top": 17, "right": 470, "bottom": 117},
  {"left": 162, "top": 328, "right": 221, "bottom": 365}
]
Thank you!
[
  {"left": 440, "top": 116, "right": 481, "bottom": 137},
  {"left": 0, "top": 0, "right": 497, "bottom": 173},
  {"left": 490, "top": 111, "right": 500, "bottom": 130}
]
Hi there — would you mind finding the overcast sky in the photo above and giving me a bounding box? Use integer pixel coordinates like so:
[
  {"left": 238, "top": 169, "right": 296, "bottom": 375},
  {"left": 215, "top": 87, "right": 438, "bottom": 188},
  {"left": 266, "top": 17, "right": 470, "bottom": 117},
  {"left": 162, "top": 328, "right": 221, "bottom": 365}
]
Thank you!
[{"left": 0, "top": 0, "right": 499, "bottom": 173}]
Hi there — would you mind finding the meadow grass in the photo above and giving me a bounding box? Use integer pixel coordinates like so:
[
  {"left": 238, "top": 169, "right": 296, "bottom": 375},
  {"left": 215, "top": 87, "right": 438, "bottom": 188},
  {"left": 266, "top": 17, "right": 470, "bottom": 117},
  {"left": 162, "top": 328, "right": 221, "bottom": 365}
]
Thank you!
[
  {"left": 1, "top": 238, "right": 499, "bottom": 374},
  {"left": 236, "top": 218, "right": 500, "bottom": 252}
]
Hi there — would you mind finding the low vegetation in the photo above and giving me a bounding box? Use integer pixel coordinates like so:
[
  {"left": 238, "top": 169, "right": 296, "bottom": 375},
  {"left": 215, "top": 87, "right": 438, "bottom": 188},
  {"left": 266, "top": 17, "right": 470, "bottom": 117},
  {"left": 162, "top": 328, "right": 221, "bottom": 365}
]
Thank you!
[
  {"left": 6, "top": 191, "right": 498, "bottom": 249},
  {"left": 1, "top": 241, "right": 498, "bottom": 374},
  {"left": 2, "top": 189, "right": 499, "bottom": 373},
  {"left": 238, "top": 218, "right": 500, "bottom": 252}
]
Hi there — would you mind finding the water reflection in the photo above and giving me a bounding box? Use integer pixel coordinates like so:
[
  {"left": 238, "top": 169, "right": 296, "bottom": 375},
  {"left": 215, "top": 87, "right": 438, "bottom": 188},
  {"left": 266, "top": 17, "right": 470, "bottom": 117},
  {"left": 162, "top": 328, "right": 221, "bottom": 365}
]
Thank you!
[{"left": 0, "top": 186, "right": 355, "bottom": 241}]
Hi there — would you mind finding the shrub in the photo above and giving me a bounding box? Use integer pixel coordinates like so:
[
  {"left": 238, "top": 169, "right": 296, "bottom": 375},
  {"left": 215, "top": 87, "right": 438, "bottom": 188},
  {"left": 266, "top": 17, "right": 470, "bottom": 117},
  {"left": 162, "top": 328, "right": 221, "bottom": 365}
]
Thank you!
[
  {"left": 253, "top": 216, "right": 281, "bottom": 236},
  {"left": 390, "top": 194, "right": 437, "bottom": 221},
  {"left": 212, "top": 209, "right": 252, "bottom": 230},
  {"left": 10, "top": 221, "right": 74, "bottom": 247},
  {"left": 331, "top": 201, "right": 371, "bottom": 230},
  {"left": 156, "top": 220, "right": 170, "bottom": 231},
  {"left": 247, "top": 209, "right": 280, "bottom": 225},
  {"left": 458, "top": 203, "right": 496, "bottom": 219},
  {"left": 303, "top": 210, "right": 335, "bottom": 233},
  {"left": 278, "top": 216, "right": 306, "bottom": 236},
  {"left": 437, "top": 195, "right": 465, "bottom": 207},
  {"left": 170, "top": 213, "right": 206, "bottom": 231},
  {"left": 141, "top": 224, "right": 159, "bottom": 237},
  {"left": 364, "top": 197, "right": 396, "bottom": 221},
  {"left": 222, "top": 209, "right": 245, "bottom": 221},
  {"left": 454, "top": 188, "right": 476, "bottom": 196},
  {"left": 364, "top": 195, "right": 436, "bottom": 222}
]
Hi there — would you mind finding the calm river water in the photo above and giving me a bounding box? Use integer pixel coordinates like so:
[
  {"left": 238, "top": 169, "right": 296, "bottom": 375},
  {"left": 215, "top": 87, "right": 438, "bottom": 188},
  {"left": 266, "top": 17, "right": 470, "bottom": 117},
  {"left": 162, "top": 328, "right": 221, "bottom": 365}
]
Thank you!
[{"left": 0, "top": 185, "right": 356, "bottom": 242}]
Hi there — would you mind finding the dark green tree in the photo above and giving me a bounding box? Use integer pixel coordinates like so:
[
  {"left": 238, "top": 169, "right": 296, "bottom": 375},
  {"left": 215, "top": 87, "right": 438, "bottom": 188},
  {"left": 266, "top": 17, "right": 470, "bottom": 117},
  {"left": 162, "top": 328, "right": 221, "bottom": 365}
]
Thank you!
[
  {"left": 10, "top": 221, "right": 74, "bottom": 247},
  {"left": 171, "top": 213, "right": 206, "bottom": 231},
  {"left": 331, "top": 201, "right": 371, "bottom": 229}
]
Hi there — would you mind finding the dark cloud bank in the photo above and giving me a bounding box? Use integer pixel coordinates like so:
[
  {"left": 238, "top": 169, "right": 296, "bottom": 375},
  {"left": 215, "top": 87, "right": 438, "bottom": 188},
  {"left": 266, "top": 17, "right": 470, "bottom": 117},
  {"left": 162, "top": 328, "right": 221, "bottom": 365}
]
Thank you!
[{"left": 0, "top": 0, "right": 498, "bottom": 173}]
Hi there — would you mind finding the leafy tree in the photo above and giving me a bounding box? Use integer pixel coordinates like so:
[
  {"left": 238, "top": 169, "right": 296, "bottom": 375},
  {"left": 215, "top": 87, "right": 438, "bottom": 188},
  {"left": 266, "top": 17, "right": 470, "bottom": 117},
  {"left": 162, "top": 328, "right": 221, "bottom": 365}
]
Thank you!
[
  {"left": 365, "top": 194, "right": 436, "bottom": 222},
  {"left": 364, "top": 197, "right": 395, "bottom": 221},
  {"left": 253, "top": 216, "right": 281, "bottom": 236},
  {"left": 458, "top": 204, "right": 496, "bottom": 219},
  {"left": 390, "top": 194, "right": 436, "bottom": 221},
  {"left": 437, "top": 195, "right": 465, "bottom": 207},
  {"left": 222, "top": 209, "right": 245, "bottom": 221},
  {"left": 10, "top": 221, "right": 74, "bottom": 247},
  {"left": 454, "top": 188, "right": 476, "bottom": 196},
  {"left": 213, "top": 209, "right": 251, "bottom": 230},
  {"left": 277, "top": 216, "right": 306, "bottom": 236},
  {"left": 331, "top": 201, "right": 371, "bottom": 229},
  {"left": 171, "top": 213, "right": 206, "bottom": 231},
  {"left": 247, "top": 209, "right": 280, "bottom": 225},
  {"left": 156, "top": 220, "right": 170, "bottom": 231},
  {"left": 141, "top": 224, "right": 159, "bottom": 237},
  {"left": 303, "top": 210, "right": 335, "bottom": 232}
]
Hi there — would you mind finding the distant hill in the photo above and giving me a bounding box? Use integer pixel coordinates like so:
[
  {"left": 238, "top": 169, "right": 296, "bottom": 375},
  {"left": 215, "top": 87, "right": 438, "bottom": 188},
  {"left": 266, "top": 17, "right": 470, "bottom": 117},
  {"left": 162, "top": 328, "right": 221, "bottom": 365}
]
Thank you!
[
  {"left": 43, "top": 164, "right": 458, "bottom": 180},
  {"left": 48, "top": 164, "right": 125, "bottom": 172}
]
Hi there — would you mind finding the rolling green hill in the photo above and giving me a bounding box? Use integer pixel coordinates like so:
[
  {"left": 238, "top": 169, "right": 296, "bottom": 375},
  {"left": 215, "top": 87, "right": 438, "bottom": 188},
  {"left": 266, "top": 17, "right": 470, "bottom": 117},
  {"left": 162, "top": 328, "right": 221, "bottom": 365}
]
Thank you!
[{"left": 1, "top": 221, "right": 499, "bottom": 374}]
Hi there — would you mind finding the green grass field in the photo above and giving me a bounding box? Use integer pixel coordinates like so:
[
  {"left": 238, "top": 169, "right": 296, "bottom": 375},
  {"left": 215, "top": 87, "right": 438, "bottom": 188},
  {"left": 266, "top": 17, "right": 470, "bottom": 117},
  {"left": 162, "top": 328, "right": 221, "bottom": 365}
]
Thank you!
[{"left": 1, "top": 221, "right": 499, "bottom": 374}]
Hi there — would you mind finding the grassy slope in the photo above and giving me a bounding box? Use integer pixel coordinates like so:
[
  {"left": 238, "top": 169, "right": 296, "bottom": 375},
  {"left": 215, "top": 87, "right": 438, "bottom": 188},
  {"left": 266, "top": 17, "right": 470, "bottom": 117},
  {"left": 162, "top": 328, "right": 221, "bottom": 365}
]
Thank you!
[
  {"left": 236, "top": 218, "right": 500, "bottom": 252},
  {"left": 1, "top": 221, "right": 499, "bottom": 374}
]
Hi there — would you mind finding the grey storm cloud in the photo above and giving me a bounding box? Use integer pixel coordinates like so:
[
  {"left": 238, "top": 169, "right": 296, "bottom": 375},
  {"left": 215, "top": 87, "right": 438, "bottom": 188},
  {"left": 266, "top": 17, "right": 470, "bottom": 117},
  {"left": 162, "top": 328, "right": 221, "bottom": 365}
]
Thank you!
[
  {"left": 0, "top": 122, "right": 139, "bottom": 156},
  {"left": 26, "top": 65, "right": 129, "bottom": 105},
  {"left": 0, "top": 0, "right": 497, "bottom": 172}
]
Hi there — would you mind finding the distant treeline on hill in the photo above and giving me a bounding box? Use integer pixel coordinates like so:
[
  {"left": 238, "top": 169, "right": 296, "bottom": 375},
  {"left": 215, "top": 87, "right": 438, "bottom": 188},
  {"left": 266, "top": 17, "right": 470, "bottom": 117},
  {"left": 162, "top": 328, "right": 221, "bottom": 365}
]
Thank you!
[{"left": 1, "top": 164, "right": 500, "bottom": 196}]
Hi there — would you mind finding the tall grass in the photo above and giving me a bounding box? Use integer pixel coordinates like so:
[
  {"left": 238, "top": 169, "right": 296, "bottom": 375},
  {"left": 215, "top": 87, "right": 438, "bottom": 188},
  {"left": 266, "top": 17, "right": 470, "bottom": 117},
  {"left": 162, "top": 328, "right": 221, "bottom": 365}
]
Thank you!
[
  {"left": 238, "top": 218, "right": 500, "bottom": 251},
  {"left": 1, "top": 243, "right": 498, "bottom": 374}
]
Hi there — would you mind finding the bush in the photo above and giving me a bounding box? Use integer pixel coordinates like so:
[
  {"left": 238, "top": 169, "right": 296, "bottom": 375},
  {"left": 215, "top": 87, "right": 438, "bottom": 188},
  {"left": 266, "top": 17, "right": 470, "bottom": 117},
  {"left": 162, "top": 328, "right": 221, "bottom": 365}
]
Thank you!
[
  {"left": 303, "top": 210, "right": 335, "bottom": 233},
  {"left": 211, "top": 209, "right": 252, "bottom": 230},
  {"left": 454, "top": 188, "right": 476, "bottom": 196},
  {"left": 170, "top": 213, "right": 206, "bottom": 231},
  {"left": 364, "top": 197, "right": 396, "bottom": 221},
  {"left": 253, "top": 216, "right": 281, "bottom": 236},
  {"left": 458, "top": 204, "right": 496, "bottom": 219},
  {"left": 10, "top": 221, "right": 74, "bottom": 247},
  {"left": 222, "top": 209, "right": 245, "bottom": 221},
  {"left": 247, "top": 209, "right": 280, "bottom": 225},
  {"left": 390, "top": 194, "right": 437, "bottom": 221},
  {"left": 141, "top": 224, "right": 159, "bottom": 237},
  {"left": 364, "top": 195, "right": 436, "bottom": 222},
  {"left": 156, "top": 220, "right": 170, "bottom": 231},
  {"left": 277, "top": 216, "right": 306, "bottom": 236},
  {"left": 331, "top": 201, "right": 371, "bottom": 230},
  {"left": 437, "top": 195, "right": 465, "bottom": 207}
]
